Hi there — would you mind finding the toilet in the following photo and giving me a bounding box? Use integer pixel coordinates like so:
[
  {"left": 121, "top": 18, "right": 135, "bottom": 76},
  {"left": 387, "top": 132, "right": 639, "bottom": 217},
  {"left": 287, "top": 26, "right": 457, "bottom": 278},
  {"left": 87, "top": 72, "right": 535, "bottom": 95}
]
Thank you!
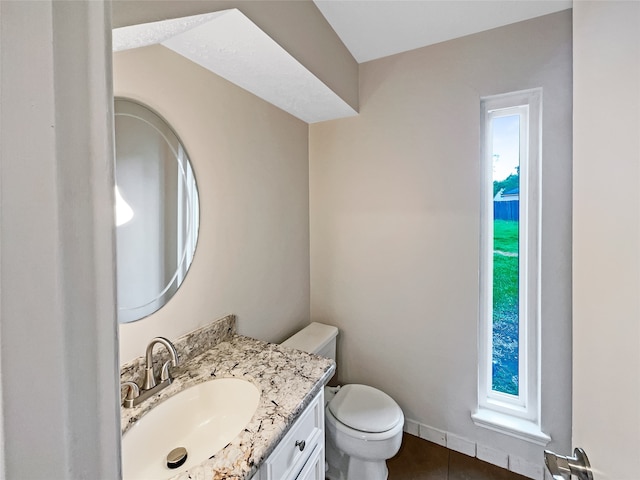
[{"left": 282, "top": 322, "right": 404, "bottom": 480}]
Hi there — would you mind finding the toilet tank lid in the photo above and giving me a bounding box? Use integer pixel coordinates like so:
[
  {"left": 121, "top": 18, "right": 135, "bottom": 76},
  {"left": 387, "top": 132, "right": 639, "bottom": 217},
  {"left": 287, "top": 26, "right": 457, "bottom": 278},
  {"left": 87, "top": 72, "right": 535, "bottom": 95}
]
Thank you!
[
  {"left": 281, "top": 322, "right": 338, "bottom": 355},
  {"left": 328, "top": 384, "right": 403, "bottom": 433}
]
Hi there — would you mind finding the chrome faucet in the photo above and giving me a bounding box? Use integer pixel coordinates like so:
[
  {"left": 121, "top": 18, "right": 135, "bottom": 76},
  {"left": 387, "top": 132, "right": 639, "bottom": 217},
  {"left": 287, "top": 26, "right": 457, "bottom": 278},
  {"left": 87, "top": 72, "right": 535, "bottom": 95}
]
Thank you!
[
  {"left": 142, "top": 337, "right": 179, "bottom": 389},
  {"left": 121, "top": 336, "right": 180, "bottom": 408}
]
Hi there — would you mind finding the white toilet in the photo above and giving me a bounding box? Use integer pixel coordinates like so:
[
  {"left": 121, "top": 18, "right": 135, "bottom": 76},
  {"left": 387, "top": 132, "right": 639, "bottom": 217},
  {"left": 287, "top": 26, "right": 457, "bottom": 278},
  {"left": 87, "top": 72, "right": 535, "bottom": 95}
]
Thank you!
[{"left": 282, "top": 322, "right": 404, "bottom": 480}]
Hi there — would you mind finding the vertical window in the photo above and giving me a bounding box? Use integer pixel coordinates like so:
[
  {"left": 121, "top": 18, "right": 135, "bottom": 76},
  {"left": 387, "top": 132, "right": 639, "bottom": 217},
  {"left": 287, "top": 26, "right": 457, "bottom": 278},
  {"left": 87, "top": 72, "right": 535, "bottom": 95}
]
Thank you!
[
  {"left": 491, "top": 113, "right": 522, "bottom": 398},
  {"left": 474, "top": 89, "right": 548, "bottom": 444}
]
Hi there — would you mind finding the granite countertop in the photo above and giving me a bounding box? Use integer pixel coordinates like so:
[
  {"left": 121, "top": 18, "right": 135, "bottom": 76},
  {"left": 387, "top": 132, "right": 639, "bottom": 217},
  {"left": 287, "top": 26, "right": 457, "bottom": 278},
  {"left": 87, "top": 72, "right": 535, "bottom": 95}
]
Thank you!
[{"left": 121, "top": 333, "right": 335, "bottom": 480}]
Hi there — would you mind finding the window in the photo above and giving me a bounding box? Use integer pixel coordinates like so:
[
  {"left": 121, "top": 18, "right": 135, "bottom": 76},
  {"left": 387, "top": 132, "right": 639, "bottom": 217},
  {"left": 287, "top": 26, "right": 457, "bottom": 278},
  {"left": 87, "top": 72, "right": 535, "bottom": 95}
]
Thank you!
[{"left": 473, "top": 89, "right": 549, "bottom": 445}]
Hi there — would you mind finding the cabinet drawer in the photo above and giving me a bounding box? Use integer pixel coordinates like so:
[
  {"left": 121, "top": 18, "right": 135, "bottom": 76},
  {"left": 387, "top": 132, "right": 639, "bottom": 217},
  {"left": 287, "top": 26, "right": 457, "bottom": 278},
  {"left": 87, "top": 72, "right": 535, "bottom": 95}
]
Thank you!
[
  {"left": 264, "top": 391, "right": 324, "bottom": 480},
  {"left": 295, "top": 443, "right": 324, "bottom": 480}
]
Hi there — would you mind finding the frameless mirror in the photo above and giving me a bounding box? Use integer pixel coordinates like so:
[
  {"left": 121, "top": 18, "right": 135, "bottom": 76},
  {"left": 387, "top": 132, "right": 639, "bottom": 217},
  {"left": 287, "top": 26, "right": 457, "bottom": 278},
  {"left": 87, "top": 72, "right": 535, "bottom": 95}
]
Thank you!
[{"left": 114, "top": 98, "right": 199, "bottom": 323}]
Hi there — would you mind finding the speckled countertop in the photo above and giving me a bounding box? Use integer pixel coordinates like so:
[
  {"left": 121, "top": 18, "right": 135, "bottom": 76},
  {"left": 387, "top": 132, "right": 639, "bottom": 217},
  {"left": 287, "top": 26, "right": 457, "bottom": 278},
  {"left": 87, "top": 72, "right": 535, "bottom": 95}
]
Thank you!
[{"left": 120, "top": 316, "right": 335, "bottom": 480}]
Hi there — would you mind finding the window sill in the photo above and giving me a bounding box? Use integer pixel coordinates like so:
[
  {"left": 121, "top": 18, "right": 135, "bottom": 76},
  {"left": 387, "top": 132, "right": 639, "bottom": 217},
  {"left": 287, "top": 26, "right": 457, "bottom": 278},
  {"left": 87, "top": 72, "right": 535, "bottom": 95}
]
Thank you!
[{"left": 471, "top": 409, "right": 551, "bottom": 446}]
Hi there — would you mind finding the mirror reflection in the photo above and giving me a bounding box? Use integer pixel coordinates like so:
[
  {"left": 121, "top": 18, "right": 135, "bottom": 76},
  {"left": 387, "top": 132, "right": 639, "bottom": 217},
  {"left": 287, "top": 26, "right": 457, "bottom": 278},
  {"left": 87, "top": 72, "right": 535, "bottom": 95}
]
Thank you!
[{"left": 115, "top": 98, "right": 199, "bottom": 323}]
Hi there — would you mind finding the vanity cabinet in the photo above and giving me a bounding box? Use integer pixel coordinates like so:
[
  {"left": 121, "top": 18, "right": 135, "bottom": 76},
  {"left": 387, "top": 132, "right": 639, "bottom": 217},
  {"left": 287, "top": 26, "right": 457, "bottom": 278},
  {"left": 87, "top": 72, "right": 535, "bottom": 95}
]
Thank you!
[
  {"left": 292, "top": 441, "right": 324, "bottom": 480},
  {"left": 255, "top": 390, "right": 324, "bottom": 480}
]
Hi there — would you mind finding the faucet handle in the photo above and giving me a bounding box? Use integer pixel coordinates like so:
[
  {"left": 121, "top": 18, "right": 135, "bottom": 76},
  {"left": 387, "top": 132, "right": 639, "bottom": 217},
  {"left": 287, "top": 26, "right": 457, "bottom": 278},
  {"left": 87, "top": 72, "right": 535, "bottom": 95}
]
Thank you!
[
  {"left": 121, "top": 381, "right": 140, "bottom": 408},
  {"left": 160, "top": 360, "right": 174, "bottom": 382}
]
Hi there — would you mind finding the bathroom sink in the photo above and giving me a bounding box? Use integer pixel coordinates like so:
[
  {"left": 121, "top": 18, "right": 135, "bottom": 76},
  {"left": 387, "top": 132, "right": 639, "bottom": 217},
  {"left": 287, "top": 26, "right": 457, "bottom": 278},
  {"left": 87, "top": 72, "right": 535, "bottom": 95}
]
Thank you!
[{"left": 122, "top": 378, "right": 261, "bottom": 480}]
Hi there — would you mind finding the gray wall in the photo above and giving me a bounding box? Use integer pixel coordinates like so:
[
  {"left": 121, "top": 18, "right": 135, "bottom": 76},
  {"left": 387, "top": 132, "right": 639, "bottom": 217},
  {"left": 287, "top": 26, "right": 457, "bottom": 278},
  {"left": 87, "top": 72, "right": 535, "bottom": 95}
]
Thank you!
[
  {"left": 310, "top": 11, "right": 572, "bottom": 470},
  {"left": 115, "top": 45, "right": 312, "bottom": 362}
]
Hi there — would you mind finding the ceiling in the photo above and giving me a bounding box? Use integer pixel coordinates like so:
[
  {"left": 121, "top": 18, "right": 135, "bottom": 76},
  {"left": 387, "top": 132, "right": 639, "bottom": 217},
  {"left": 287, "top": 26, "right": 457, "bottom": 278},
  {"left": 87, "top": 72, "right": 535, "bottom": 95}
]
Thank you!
[
  {"left": 113, "top": 1, "right": 573, "bottom": 123},
  {"left": 313, "top": 0, "right": 572, "bottom": 63},
  {"left": 113, "top": 9, "right": 357, "bottom": 123}
]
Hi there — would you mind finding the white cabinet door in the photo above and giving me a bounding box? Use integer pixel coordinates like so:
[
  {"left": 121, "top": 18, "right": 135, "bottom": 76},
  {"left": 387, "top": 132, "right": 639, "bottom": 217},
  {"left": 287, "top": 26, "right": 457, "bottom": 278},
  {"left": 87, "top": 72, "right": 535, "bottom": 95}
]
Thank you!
[
  {"left": 295, "top": 444, "right": 324, "bottom": 480},
  {"left": 256, "top": 390, "right": 324, "bottom": 480}
]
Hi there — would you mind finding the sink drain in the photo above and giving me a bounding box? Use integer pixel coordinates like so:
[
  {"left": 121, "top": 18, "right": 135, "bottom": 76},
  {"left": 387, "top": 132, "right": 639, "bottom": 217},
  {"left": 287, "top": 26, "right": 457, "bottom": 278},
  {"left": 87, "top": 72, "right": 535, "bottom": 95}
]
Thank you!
[{"left": 167, "top": 447, "right": 188, "bottom": 469}]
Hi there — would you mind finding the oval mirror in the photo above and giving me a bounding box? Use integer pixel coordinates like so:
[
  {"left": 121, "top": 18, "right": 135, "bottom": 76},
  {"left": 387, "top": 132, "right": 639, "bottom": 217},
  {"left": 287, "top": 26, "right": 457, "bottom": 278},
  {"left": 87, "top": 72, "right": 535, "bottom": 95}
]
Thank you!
[{"left": 114, "top": 98, "right": 199, "bottom": 323}]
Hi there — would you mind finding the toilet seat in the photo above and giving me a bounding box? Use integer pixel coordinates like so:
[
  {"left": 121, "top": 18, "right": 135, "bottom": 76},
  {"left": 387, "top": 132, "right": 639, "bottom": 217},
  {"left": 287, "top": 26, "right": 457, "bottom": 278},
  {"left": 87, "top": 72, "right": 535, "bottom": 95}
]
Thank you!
[
  {"left": 325, "top": 404, "right": 404, "bottom": 443},
  {"left": 328, "top": 384, "right": 403, "bottom": 434}
]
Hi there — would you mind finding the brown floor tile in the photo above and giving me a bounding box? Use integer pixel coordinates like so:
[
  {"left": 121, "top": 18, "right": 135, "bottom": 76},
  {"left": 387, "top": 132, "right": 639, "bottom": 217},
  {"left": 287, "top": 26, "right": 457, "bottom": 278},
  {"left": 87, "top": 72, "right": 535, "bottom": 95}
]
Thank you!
[
  {"left": 388, "top": 433, "right": 448, "bottom": 480},
  {"left": 448, "top": 451, "right": 530, "bottom": 480},
  {"left": 386, "top": 433, "right": 532, "bottom": 480}
]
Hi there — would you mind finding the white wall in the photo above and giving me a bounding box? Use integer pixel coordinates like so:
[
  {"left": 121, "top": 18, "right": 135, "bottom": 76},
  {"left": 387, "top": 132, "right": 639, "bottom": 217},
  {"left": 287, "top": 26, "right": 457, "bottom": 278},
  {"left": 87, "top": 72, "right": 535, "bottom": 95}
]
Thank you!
[
  {"left": 310, "top": 11, "right": 572, "bottom": 470},
  {"left": 115, "top": 45, "right": 312, "bottom": 363},
  {"left": 572, "top": 2, "right": 640, "bottom": 479},
  {"left": 0, "top": 1, "right": 120, "bottom": 478}
]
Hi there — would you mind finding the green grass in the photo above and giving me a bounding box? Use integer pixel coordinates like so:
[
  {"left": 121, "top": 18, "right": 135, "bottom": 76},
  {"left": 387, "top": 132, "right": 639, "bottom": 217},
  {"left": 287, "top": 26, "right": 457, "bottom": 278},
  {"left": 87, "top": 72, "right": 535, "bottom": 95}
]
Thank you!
[
  {"left": 492, "top": 253, "right": 519, "bottom": 395},
  {"left": 492, "top": 219, "right": 519, "bottom": 395},
  {"left": 493, "top": 220, "right": 519, "bottom": 315},
  {"left": 493, "top": 220, "right": 518, "bottom": 253},
  {"left": 493, "top": 254, "right": 518, "bottom": 315}
]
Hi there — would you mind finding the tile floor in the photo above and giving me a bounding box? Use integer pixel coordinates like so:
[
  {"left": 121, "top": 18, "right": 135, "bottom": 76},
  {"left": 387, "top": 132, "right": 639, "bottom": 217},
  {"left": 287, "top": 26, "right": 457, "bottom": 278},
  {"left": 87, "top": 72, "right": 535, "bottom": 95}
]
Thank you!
[{"left": 387, "top": 433, "right": 531, "bottom": 480}]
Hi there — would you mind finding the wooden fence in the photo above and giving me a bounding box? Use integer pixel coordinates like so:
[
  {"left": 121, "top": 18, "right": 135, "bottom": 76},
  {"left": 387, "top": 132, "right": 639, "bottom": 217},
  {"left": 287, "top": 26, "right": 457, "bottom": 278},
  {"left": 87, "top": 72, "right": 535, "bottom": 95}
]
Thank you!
[{"left": 494, "top": 200, "right": 519, "bottom": 221}]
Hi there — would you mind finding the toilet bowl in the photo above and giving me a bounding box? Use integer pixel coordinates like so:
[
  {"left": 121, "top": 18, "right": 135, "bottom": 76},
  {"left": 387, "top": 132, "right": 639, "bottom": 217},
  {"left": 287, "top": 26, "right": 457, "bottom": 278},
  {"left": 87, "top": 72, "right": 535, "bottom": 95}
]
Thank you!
[
  {"left": 281, "top": 323, "right": 404, "bottom": 480},
  {"left": 324, "top": 384, "right": 404, "bottom": 480}
]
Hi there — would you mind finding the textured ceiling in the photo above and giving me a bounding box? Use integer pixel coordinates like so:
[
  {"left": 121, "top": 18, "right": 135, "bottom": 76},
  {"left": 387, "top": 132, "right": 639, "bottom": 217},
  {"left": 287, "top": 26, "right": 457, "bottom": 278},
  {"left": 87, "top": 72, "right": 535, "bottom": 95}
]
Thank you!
[{"left": 112, "top": 9, "right": 357, "bottom": 124}]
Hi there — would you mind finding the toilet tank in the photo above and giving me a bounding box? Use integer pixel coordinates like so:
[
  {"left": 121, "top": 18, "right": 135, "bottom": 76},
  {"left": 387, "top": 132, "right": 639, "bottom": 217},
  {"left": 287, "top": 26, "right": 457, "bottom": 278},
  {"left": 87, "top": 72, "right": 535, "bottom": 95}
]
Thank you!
[{"left": 281, "top": 322, "right": 338, "bottom": 360}]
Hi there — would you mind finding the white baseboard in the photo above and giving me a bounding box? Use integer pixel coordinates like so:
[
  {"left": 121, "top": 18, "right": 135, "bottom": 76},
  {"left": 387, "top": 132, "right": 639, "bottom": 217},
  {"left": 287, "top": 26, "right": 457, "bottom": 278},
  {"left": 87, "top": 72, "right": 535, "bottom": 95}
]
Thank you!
[
  {"left": 419, "top": 424, "right": 447, "bottom": 447},
  {"left": 477, "top": 443, "right": 509, "bottom": 469},
  {"left": 447, "top": 433, "right": 476, "bottom": 456},
  {"left": 403, "top": 419, "right": 546, "bottom": 480},
  {"left": 509, "top": 455, "right": 545, "bottom": 479},
  {"left": 404, "top": 419, "right": 420, "bottom": 437}
]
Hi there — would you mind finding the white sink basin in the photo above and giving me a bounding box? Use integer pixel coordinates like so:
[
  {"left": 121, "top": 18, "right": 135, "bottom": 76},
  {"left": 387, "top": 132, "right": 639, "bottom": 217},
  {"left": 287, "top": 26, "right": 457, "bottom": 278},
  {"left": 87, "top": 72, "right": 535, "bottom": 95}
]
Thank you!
[{"left": 122, "top": 378, "right": 261, "bottom": 480}]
